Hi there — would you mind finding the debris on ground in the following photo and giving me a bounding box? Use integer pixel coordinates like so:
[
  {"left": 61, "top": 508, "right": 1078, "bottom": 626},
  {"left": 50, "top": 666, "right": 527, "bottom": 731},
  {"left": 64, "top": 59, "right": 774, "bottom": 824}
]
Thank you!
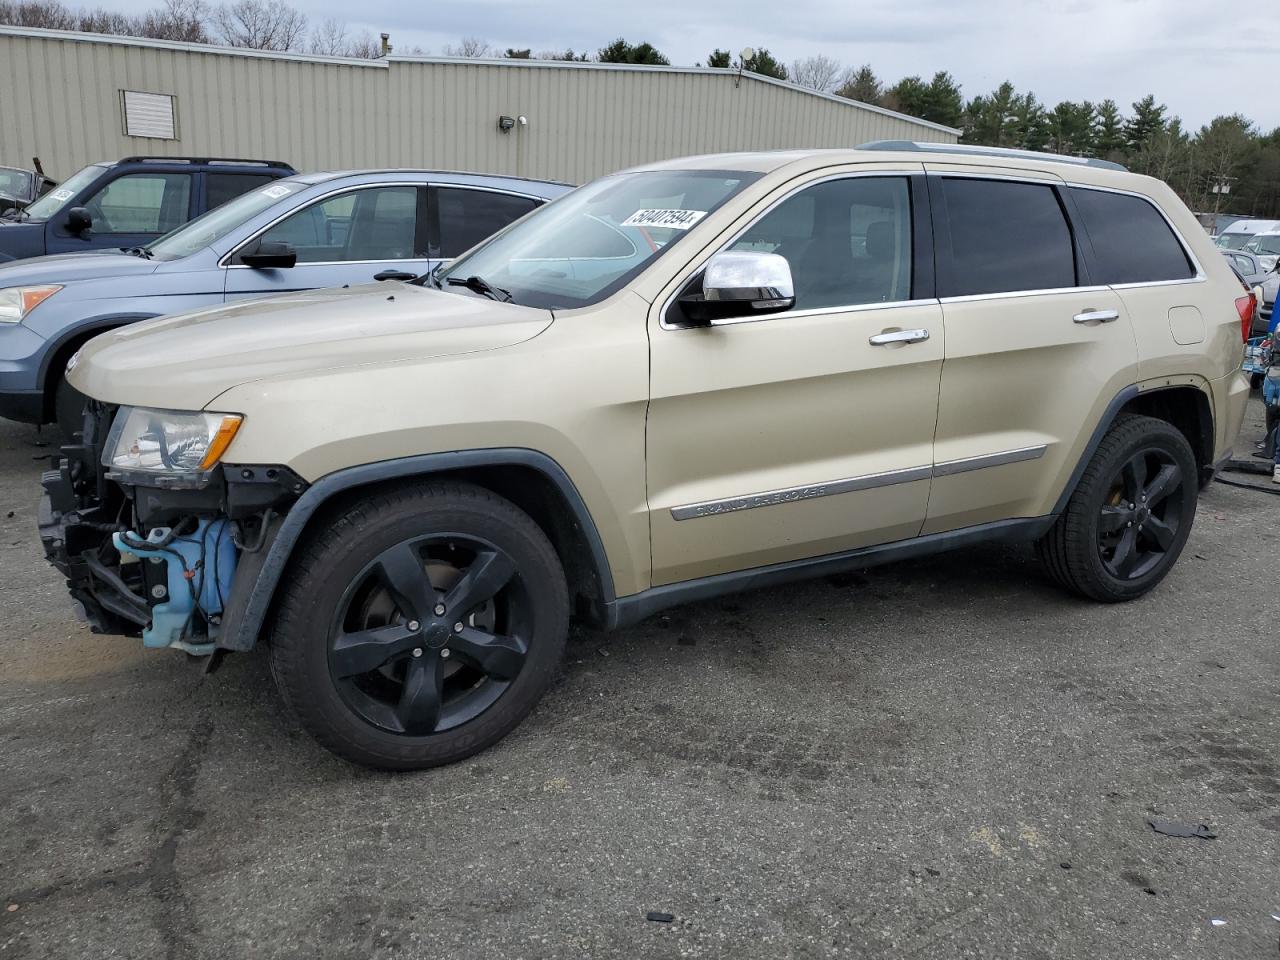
[
  {"left": 645, "top": 911, "right": 675, "bottom": 923},
  {"left": 1146, "top": 818, "right": 1216, "bottom": 840},
  {"left": 1209, "top": 918, "right": 1227, "bottom": 927}
]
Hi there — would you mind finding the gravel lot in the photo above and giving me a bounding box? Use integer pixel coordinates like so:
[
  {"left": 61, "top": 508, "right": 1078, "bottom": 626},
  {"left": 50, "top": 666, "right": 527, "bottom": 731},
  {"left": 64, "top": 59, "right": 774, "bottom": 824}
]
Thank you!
[{"left": 1, "top": 406, "right": 1278, "bottom": 960}]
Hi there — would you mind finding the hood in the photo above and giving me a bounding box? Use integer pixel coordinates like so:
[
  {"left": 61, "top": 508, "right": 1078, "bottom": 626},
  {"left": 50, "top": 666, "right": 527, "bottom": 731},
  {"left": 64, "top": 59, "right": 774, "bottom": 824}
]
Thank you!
[
  {"left": 69, "top": 282, "right": 553, "bottom": 410},
  {"left": 0, "top": 248, "right": 159, "bottom": 280}
]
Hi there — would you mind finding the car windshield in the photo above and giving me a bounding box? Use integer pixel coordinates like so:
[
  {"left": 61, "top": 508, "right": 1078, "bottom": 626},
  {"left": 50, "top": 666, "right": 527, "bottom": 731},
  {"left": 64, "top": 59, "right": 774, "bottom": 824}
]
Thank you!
[
  {"left": 1245, "top": 235, "right": 1280, "bottom": 256},
  {"left": 147, "top": 180, "right": 300, "bottom": 260},
  {"left": 0, "top": 168, "right": 32, "bottom": 198},
  {"left": 23, "top": 164, "right": 107, "bottom": 220},
  {"left": 436, "top": 169, "right": 760, "bottom": 309}
]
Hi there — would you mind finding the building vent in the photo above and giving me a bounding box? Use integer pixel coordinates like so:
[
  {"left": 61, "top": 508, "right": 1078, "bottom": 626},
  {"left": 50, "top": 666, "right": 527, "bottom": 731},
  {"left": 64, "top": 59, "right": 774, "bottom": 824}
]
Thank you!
[{"left": 121, "top": 90, "right": 177, "bottom": 140}]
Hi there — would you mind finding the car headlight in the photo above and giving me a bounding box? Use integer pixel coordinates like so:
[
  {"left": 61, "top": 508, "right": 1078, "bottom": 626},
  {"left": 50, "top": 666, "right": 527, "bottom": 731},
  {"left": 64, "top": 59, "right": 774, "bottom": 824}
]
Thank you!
[
  {"left": 0, "top": 285, "right": 62, "bottom": 323},
  {"left": 103, "top": 407, "right": 243, "bottom": 483}
]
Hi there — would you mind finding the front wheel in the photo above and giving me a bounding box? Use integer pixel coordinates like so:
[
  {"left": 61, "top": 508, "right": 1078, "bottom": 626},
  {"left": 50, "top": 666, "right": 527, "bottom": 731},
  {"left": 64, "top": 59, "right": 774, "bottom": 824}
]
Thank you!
[
  {"left": 1037, "top": 415, "right": 1198, "bottom": 602},
  {"left": 269, "top": 482, "right": 569, "bottom": 770}
]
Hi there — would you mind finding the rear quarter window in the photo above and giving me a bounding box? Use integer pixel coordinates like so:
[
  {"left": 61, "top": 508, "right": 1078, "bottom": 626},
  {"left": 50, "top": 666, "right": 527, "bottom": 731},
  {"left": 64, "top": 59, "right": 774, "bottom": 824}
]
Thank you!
[{"left": 1070, "top": 188, "right": 1195, "bottom": 285}]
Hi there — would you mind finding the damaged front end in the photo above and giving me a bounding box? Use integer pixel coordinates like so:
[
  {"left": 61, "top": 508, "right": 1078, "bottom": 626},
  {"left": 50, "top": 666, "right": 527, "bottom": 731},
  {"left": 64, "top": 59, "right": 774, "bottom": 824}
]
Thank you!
[{"left": 38, "top": 402, "right": 307, "bottom": 655}]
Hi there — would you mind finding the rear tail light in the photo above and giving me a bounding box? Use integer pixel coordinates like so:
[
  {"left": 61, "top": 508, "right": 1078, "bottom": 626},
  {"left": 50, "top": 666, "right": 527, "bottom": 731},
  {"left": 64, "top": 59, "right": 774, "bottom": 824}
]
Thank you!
[{"left": 1236, "top": 292, "right": 1256, "bottom": 342}]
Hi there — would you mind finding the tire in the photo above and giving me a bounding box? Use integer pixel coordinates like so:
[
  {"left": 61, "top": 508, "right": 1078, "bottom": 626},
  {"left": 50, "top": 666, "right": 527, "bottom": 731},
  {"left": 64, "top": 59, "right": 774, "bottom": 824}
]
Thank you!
[
  {"left": 269, "top": 481, "right": 569, "bottom": 771},
  {"left": 54, "top": 376, "right": 87, "bottom": 443},
  {"left": 1036, "top": 414, "right": 1198, "bottom": 602}
]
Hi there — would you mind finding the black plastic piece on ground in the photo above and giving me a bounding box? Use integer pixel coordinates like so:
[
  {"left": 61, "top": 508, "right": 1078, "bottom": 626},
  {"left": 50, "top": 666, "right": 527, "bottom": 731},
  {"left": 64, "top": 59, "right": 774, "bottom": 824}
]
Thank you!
[
  {"left": 1146, "top": 818, "right": 1216, "bottom": 839},
  {"left": 645, "top": 912, "right": 675, "bottom": 923}
]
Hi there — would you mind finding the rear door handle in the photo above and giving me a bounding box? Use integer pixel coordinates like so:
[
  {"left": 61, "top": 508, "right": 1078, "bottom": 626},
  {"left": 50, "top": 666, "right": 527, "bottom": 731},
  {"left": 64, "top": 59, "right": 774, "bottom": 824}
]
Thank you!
[
  {"left": 869, "top": 328, "right": 930, "bottom": 346},
  {"left": 374, "top": 270, "right": 418, "bottom": 282},
  {"left": 1073, "top": 309, "right": 1119, "bottom": 324}
]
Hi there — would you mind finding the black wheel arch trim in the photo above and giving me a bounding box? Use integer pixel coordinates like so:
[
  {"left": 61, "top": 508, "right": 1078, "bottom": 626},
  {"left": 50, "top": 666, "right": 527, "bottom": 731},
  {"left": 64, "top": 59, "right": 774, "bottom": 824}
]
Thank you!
[{"left": 220, "top": 448, "right": 616, "bottom": 652}]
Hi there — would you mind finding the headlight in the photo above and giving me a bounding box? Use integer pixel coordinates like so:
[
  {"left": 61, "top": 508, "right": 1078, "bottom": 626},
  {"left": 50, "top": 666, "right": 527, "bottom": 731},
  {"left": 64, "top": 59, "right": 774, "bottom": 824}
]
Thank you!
[
  {"left": 103, "top": 407, "right": 243, "bottom": 483},
  {"left": 0, "top": 285, "right": 61, "bottom": 323}
]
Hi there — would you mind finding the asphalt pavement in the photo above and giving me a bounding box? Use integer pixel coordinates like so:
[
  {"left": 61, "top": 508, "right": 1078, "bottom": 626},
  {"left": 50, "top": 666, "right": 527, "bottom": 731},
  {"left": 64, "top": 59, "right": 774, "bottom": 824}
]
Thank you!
[{"left": 1, "top": 407, "right": 1278, "bottom": 959}]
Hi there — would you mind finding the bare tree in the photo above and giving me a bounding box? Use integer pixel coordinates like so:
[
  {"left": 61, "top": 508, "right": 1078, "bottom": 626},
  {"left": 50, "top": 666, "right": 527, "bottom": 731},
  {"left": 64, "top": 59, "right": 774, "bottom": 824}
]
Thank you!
[
  {"left": 307, "top": 17, "right": 376, "bottom": 57},
  {"left": 210, "top": 0, "right": 306, "bottom": 50},
  {"left": 789, "top": 53, "right": 841, "bottom": 93},
  {"left": 138, "top": 0, "right": 207, "bottom": 41},
  {"left": 0, "top": 0, "right": 79, "bottom": 29},
  {"left": 443, "top": 35, "right": 490, "bottom": 58},
  {"left": 75, "top": 6, "right": 138, "bottom": 33}
]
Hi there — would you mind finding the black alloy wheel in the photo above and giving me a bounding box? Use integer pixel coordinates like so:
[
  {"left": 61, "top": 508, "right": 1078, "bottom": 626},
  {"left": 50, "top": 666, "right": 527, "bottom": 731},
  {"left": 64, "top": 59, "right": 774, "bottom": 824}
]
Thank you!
[
  {"left": 269, "top": 482, "right": 569, "bottom": 770},
  {"left": 329, "top": 534, "right": 531, "bottom": 737},
  {"left": 1037, "top": 414, "right": 1198, "bottom": 602},
  {"left": 1096, "top": 448, "right": 1185, "bottom": 581}
]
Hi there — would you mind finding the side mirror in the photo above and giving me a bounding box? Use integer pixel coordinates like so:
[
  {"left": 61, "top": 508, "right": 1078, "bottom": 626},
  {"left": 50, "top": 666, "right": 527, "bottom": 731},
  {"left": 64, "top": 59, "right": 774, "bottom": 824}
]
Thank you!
[
  {"left": 678, "top": 251, "right": 795, "bottom": 324},
  {"left": 241, "top": 240, "right": 297, "bottom": 269},
  {"left": 65, "top": 206, "right": 92, "bottom": 236}
]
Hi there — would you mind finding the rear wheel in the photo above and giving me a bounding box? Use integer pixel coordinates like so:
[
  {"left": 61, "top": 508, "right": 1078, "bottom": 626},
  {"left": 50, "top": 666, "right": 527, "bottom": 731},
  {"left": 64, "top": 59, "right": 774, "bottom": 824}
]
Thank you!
[
  {"left": 269, "top": 482, "right": 569, "bottom": 770},
  {"left": 1037, "top": 415, "right": 1197, "bottom": 602}
]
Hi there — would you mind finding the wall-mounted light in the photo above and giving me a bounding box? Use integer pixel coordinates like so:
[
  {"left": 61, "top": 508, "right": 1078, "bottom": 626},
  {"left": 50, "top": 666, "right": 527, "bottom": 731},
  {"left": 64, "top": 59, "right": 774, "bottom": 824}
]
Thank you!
[{"left": 498, "top": 115, "right": 516, "bottom": 133}]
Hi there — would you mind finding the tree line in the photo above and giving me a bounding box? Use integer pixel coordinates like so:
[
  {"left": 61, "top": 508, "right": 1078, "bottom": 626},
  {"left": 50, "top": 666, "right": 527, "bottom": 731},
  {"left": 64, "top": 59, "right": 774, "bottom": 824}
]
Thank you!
[{"left": 4, "top": 2, "right": 1278, "bottom": 220}]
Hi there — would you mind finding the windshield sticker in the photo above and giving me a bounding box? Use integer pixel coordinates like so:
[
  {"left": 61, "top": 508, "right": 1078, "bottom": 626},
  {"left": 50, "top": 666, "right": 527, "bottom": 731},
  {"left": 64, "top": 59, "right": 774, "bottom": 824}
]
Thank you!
[
  {"left": 49, "top": 188, "right": 73, "bottom": 202},
  {"left": 621, "top": 209, "right": 707, "bottom": 230},
  {"left": 262, "top": 184, "right": 292, "bottom": 200}
]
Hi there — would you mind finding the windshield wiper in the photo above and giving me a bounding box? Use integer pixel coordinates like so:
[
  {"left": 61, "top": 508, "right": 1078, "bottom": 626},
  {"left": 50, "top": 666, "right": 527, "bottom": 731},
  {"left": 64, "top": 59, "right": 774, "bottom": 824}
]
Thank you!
[
  {"left": 122, "top": 246, "right": 153, "bottom": 259},
  {"left": 446, "top": 274, "right": 512, "bottom": 303}
]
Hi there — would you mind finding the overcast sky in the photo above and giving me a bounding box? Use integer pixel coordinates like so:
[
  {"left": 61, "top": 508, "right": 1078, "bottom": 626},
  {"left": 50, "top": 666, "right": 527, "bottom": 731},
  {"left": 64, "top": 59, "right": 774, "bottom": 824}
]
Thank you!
[{"left": 114, "top": 0, "right": 1274, "bottom": 131}]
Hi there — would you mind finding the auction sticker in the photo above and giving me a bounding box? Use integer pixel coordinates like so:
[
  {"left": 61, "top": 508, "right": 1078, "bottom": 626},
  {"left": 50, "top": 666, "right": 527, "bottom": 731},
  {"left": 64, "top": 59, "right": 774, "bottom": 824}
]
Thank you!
[
  {"left": 262, "top": 184, "right": 292, "bottom": 199},
  {"left": 49, "top": 188, "right": 73, "bottom": 202},
  {"left": 621, "top": 208, "right": 706, "bottom": 230}
]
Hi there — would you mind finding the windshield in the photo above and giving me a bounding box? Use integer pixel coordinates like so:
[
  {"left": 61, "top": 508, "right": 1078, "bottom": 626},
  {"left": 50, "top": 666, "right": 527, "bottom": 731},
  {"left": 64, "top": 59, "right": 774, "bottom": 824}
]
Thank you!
[
  {"left": 148, "top": 180, "right": 299, "bottom": 260},
  {"left": 1245, "top": 235, "right": 1280, "bottom": 256},
  {"left": 437, "top": 169, "right": 760, "bottom": 309},
  {"left": 0, "top": 168, "right": 32, "bottom": 199},
  {"left": 23, "top": 164, "right": 106, "bottom": 220}
]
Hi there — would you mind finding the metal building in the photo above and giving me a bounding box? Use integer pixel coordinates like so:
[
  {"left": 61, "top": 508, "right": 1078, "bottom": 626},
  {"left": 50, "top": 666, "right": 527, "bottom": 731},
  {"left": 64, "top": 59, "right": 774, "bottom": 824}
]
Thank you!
[{"left": 0, "top": 26, "right": 958, "bottom": 184}]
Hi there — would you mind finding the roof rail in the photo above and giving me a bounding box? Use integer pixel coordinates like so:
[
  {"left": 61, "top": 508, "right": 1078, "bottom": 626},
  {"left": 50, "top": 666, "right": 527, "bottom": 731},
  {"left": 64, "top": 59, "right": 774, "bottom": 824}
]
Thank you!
[
  {"left": 857, "top": 140, "right": 1128, "bottom": 173},
  {"left": 117, "top": 156, "right": 295, "bottom": 171}
]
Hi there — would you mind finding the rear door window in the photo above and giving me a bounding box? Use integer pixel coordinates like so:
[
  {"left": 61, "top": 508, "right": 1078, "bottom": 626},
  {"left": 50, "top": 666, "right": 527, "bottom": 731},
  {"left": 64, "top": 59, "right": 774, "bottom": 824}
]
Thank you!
[
  {"left": 433, "top": 188, "right": 539, "bottom": 258},
  {"left": 939, "top": 178, "right": 1075, "bottom": 297},
  {"left": 1070, "top": 187, "right": 1195, "bottom": 284},
  {"left": 206, "top": 173, "right": 276, "bottom": 211}
]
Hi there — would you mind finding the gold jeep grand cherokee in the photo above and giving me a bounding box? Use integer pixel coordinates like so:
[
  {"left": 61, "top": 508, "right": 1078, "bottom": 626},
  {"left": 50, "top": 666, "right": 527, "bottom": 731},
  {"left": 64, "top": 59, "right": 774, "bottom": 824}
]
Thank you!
[{"left": 40, "top": 143, "right": 1251, "bottom": 770}]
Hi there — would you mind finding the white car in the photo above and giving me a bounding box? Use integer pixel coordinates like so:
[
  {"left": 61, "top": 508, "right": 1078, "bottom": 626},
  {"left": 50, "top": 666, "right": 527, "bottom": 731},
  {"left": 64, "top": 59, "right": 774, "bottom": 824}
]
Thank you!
[{"left": 1243, "top": 231, "right": 1280, "bottom": 272}]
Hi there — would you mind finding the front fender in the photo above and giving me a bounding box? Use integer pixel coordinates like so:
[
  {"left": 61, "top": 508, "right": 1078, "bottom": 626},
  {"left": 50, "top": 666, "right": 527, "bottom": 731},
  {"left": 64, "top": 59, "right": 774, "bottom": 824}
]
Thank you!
[{"left": 219, "top": 448, "right": 616, "bottom": 651}]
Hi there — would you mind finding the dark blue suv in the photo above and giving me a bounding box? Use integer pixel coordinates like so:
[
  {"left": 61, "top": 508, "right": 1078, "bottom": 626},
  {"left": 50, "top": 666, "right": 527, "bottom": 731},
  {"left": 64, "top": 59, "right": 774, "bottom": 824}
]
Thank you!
[{"left": 0, "top": 156, "right": 295, "bottom": 263}]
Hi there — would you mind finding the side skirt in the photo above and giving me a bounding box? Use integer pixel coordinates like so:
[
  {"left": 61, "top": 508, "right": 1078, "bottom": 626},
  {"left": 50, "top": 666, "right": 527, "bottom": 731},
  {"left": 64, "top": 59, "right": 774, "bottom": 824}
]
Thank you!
[{"left": 604, "top": 515, "right": 1056, "bottom": 630}]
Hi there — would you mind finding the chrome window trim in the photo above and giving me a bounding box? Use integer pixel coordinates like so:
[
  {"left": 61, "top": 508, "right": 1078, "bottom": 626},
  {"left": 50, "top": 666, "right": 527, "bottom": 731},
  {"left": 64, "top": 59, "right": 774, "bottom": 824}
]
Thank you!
[
  {"left": 670, "top": 445, "right": 1048, "bottom": 520},
  {"left": 939, "top": 285, "right": 1109, "bottom": 305},
  {"left": 702, "top": 297, "right": 941, "bottom": 328},
  {"left": 220, "top": 181, "right": 548, "bottom": 269},
  {"left": 1063, "top": 180, "right": 1206, "bottom": 284},
  {"left": 659, "top": 169, "right": 923, "bottom": 331}
]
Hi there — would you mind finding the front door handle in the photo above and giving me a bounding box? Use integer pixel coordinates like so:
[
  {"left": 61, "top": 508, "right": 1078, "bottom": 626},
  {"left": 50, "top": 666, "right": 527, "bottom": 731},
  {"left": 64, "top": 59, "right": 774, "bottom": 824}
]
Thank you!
[
  {"left": 374, "top": 269, "right": 417, "bottom": 282},
  {"left": 1073, "top": 309, "right": 1119, "bottom": 324},
  {"left": 869, "top": 328, "right": 930, "bottom": 346}
]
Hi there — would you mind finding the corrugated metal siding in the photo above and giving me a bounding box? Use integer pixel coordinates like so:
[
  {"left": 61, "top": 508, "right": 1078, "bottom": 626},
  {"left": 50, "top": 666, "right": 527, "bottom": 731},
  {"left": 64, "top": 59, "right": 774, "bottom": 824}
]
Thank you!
[{"left": 0, "top": 28, "right": 956, "bottom": 183}]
